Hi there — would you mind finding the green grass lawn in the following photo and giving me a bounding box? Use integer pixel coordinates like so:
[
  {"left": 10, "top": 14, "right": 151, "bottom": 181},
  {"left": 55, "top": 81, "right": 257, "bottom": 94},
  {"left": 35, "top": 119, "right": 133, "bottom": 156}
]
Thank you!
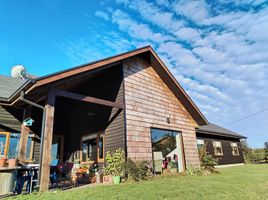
[{"left": 10, "top": 164, "right": 268, "bottom": 200}]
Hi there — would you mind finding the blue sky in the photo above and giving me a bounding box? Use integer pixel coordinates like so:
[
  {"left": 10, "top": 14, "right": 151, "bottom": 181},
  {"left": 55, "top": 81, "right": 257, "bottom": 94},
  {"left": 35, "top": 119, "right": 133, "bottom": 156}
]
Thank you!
[{"left": 1, "top": 0, "right": 268, "bottom": 148}]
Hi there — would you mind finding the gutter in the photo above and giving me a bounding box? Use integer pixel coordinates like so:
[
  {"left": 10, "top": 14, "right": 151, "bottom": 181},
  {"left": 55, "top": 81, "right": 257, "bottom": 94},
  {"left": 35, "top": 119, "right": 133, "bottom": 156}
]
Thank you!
[{"left": 19, "top": 90, "right": 46, "bottom": 187}]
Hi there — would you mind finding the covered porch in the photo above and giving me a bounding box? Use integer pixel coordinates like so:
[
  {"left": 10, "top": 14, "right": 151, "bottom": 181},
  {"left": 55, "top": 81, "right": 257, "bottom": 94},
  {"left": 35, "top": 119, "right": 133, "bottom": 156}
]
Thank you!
[{"left": 0, "top": 63, "right": 125, "bottom": 193}]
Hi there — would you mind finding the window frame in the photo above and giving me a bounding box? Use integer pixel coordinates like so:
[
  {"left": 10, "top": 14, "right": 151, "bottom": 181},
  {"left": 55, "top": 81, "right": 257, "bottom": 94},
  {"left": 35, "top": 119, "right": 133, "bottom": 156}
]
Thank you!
[
  {"left": 0, "top": 132, "right": 34, "bottom": 161},
  {"left": 80, "top": 132, "right": 105, "bottom": 164},
  {"left": 97, "top": 134, "right": 105, "bottom": 163},
  {"left": 230, "top": 142, "right": 239, "bottom": 156},
  {"left": 51, "top": 135, "right": 64, "bottom": 162},
  {"left": 213, "top": 141, "right": 224, "bottom": 156},
  {"left": 0, "top": 132, "right": 10, "bottom": 158}
]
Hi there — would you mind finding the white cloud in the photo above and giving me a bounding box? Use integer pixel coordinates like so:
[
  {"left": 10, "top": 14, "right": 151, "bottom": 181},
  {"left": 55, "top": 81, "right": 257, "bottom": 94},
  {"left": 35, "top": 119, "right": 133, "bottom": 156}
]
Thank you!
[
  {"left": 111, "top": 9, "right": 174, "bottom": 42},
  {"left": 175, "top": 28, "right": 201, "bottom": 41},
  {"left": 116, "top": 0, "right": 185, "bottom": 34},
  {"left": 172, "top": 0, "right": 210, "bottom": 22},
  {"left": 95, "top": 10, "right": 110, "bottom": 21}
]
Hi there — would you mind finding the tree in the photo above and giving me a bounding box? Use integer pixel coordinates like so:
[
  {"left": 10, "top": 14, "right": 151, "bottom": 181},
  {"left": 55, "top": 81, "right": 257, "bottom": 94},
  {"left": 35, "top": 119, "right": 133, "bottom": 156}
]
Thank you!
[
  {"left": 241, "top": 140, "right": 253, "bottom": 163},
  {"left": 264, "top": 142, "right": 268, "bottom": 162}
]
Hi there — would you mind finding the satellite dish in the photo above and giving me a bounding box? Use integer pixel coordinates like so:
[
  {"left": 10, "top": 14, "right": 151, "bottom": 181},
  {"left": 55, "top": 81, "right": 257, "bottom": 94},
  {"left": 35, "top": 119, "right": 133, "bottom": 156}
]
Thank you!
[{"left": 11, "top": 65, "right": 27, "bottom": 79}]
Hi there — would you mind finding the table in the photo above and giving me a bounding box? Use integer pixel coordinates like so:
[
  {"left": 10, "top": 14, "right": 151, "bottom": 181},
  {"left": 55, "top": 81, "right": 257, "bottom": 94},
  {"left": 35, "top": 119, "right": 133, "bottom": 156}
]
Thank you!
[{"left": 15, "top": 164, "right": 39, "bottom": 194}]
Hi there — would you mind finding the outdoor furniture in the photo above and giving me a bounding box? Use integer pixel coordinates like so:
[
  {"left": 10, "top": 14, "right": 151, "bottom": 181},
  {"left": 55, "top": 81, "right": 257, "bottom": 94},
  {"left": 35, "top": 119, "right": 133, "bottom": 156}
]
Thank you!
[
  {"left": 49, "top": 159, "right": 59, "bottom": 187},
  {"left": 15, "top": 164, "right": 39, "bottom": 194}
]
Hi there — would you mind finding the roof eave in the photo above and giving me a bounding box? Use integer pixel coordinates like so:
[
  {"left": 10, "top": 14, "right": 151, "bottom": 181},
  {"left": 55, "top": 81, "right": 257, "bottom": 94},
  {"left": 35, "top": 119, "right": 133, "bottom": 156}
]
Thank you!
[{"left": 196, "top": 129, "right": 247, "bottom": 139}]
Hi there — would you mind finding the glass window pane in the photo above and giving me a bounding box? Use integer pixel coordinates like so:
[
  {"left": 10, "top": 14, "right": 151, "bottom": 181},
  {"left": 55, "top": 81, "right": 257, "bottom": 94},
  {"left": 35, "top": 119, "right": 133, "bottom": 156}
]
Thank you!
[
  {"left": 81, "top": 137, "right": 97, "bottom": 162},
  {"left": 231, "top": 143, "right": 239, "bottom": 156},
  {"left": 0, "top": 133, "right": 7, "bottom": 156},
  {"left": 8, "top": 133, "right": 20, "bottom": 158},
  {"left": 151, "top": 128, "right": 179, "bottom": 171},
  {"left": 51, "top": 136, "right": 63, "bottom": 161},
  {"left": 152, "top": 129, "right": 177, "bottom": 157},
  {"left": 213, "top": 141, "right": 223, "bottom": 156},
  {"left": 98, "top": 137, "right": 103, "bottom": 159},
  {"left": 25, "top": 136, "right": 32, "bottom": 160}
]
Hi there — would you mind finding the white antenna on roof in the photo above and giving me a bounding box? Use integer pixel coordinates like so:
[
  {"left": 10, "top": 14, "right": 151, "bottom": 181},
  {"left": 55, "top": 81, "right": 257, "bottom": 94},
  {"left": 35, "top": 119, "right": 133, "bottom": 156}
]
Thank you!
[{"left": 11, "top": 65, "right": 27, "bottom": 80}]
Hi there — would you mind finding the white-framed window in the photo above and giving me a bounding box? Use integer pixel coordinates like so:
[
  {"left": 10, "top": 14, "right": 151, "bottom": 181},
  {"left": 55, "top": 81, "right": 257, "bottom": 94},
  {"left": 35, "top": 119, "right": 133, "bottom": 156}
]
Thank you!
[
  {"left": 231, "top": 142, "right": 239, "bottom": 156},
  {"left": 197, "top": 139, "right": 205, "bottom": 151},
  {"left": 213, "top": 141, "right": 223, "bottom": 156}
]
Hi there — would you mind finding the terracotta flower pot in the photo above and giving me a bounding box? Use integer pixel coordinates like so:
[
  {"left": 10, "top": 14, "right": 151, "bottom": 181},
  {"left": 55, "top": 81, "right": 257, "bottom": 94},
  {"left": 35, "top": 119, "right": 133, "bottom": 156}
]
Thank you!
[
  {"left": 103, "top": 175, "right": 113, "bottom": 184},
  {"left": 8, "top": 159, "right": 18, "bottom": 168},
  {"left": 0, "top": 158, "right": 7, "bottom": 167}
]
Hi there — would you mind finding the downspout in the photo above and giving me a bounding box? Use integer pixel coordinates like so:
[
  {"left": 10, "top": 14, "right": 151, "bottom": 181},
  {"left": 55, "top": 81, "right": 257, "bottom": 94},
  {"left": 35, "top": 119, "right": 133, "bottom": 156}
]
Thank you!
[{"left": 19, "top": 91, "right": 45, "bottom": 186}]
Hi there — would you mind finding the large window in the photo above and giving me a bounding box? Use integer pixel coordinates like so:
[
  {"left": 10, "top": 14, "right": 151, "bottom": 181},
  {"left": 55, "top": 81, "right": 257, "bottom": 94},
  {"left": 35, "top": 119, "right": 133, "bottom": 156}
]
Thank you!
[
  {"left": 51, "top": 135, "right": 64, "bottom": 162},
  {"left": 197, "top": 139, "right": 206, "bottom": 159},
  {"left": 231, "top": 142, "right": 239, "bottom": 156},
  {"left": 0, "top": 132, "right": 33, "bottom": 160},
  {"left": 213, "top": 141, "right": 223, "bottom": 156},
  {"left": 151, "top": 128, "right": 181, "bottom": 172},
  {"left": 81, "top": 133, "right": 104, "bottom": 163}
]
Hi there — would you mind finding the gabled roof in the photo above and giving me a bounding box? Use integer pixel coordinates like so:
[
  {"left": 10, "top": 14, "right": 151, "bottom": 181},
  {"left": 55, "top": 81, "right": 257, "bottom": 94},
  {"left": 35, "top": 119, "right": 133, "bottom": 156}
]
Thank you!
[
  {"left": 197, "top": 123, "right": 246, "bottom": 139},
  {"left": 1, "top": 46, "right": 208, "bottom": 126},
  {"left": 0, "top": 75, "right": 30, "bottom": 102}
]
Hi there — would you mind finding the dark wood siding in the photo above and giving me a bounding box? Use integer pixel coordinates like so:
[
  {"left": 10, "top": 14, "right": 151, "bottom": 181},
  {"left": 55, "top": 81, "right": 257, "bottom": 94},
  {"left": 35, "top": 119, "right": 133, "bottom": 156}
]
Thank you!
[
  {"left": 196, "top": 132, "right": 244, "bottom": 165},
  {"left": 0, "top": 106, "right": 22, "bottom": 132},
  {"left": 55, "top": 64, "right": 125, "bottom": 161},
  {"left": 105, "top": 80, "right": 125, "bottom": 153}
]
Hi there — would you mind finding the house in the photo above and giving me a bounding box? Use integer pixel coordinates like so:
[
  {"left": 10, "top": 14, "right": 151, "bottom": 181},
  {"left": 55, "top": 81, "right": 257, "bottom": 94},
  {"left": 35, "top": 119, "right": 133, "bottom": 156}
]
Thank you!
[
  {"left": 0, "top": 46, "right": 245, "bottom": 191},
  {"left": 196, "top": 123, "right": 246, "bottom": 166}
]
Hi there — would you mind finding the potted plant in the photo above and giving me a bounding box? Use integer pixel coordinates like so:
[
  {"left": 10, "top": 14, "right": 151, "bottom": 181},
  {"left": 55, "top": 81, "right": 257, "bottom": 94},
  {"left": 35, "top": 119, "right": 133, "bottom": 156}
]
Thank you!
[
  {"left": 8, "top": 152, "right": 18, "bottom": 168},
  {"left": 104, "top": 149, "right": 125, "bottom": 184},
  {"left": 0, "top": 141, "right": 7, "bottom": 167},
  {"left": 170, "top": 161, "right": 178, "bottom": 174}
]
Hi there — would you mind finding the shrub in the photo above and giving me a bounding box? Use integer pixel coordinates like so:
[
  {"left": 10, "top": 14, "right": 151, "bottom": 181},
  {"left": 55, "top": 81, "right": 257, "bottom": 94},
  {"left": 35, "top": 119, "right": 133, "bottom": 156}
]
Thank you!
[
  {"left": 201, "top": 154, "right": 217, "bottom": 170},
  {"left": 123, "top": 159, "right": 149, "bottom": 182},
  {"left": 104, "top": 149, "right": 125, "bottom": 176}
]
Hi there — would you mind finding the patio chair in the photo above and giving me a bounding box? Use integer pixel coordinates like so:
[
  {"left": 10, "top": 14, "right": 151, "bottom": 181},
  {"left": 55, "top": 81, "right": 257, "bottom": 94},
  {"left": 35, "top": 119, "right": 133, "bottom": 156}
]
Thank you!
[{"left": 49, "top": 159, "right": 59, "bottom": 187}]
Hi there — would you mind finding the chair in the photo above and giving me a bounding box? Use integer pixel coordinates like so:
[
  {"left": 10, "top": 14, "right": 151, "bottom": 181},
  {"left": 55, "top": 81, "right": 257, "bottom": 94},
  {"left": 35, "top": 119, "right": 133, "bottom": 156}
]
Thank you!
[{"left": 49, "top": 159, "right": 59, "bottom": 187}]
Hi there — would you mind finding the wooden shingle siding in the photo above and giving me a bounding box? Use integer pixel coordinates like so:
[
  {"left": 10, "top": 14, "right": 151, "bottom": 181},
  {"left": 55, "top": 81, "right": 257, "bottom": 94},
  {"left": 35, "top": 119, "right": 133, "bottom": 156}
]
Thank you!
[
  {"left": 105, "top": 80, "right": 125, "bottom": 153},
  {"left": 123, "top": 58, "right": 200, "bottom": 166}
]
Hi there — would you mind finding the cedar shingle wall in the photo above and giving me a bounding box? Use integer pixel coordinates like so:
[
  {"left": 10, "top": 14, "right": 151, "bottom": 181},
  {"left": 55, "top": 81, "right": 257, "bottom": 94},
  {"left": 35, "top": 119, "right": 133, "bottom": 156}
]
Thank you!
[{"left": 123, "top": 58, "right": 200, "bottom": 166}]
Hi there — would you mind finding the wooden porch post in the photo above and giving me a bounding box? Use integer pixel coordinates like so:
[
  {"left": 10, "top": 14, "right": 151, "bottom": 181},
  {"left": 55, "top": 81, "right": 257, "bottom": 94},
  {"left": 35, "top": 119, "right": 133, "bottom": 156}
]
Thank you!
[
  {"left": 39, "top": 93, "right": 55, "bottom": 192},
  {"left": 18, "top": 108, "right": 30, "bottom": 162}
]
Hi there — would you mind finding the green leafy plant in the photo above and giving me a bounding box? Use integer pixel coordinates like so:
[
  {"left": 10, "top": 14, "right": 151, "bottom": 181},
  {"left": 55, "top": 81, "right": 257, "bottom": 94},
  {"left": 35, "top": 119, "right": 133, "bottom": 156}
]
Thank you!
[
  {"left": 123, "top": 159, "right": 149, "bottom": 182},
  {"left": 186, "top": 165, "right": 201, "bottom": 176},
  {"left": 170, "top": 161, "right": 178, "bottom": 169},
  {"left": 105, "top": 149, "right": 125, "bottom": 176},
  {"left": 201, "top": 154, "right": 218, "bottom": 170}
]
